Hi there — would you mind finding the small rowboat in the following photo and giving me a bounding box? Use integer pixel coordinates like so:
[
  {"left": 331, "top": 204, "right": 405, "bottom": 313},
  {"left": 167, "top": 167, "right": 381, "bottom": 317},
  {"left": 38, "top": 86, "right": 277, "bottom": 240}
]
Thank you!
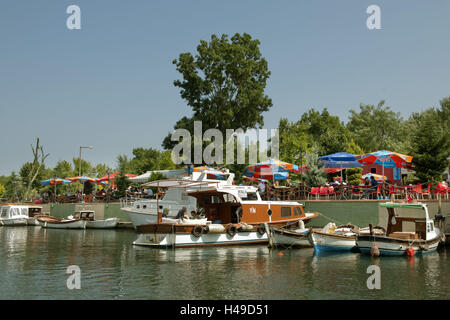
[
  {"left": 269, "top": 220, "right": 312, "bottom": 248},
  {"left": 36, "top": 215, "right": 86, "bottom": 229},
  {"left": 69, "top": 210, "right": 118, "bottom": 229}
]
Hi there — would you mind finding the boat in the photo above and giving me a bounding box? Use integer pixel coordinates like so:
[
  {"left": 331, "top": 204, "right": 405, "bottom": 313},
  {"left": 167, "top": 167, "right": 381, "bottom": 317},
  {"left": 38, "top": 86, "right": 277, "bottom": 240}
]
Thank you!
[
  {"left": 36, "top": 215, "right": 86, "bottom": 229},
  {"left": 27, "top": 206, "right": 49, "bottom": 226},
  {"left": 121, "top": 169, "right": 234, "bottom": 229},
  {"left": 356, "top": 202, "right": 442, "bottom": 256},
  {"left": 308, "top": 223, "right": 365, "bottom": 253},
  {"left": 0, "top": 205, "right": 29, "bottom": 226},
  {"left": 69, "top": 210, "right": 118, "bottom": 229},
  {"left": 133, "top": 179, "right": 319, "bottom": 248},
  {"left": 269, "top": 220, "right": 311, "bottom": 248}
]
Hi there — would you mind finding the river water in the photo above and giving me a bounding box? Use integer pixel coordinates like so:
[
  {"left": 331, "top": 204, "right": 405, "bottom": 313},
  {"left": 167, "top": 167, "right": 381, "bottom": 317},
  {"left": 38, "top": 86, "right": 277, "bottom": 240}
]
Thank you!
[{"left": 0, "top": 226, "right": 449, "bottom": 300}]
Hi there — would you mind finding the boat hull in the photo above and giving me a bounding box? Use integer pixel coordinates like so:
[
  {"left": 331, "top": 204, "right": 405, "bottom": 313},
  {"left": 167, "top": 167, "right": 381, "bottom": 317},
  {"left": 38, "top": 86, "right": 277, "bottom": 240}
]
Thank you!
[
  {"left": 271, "top": 228, "right": 311, "bottom": 248},
  {"left": 86, "top": 218, "right": 118, "bottom": 229},
  {"left": 38, "top": 219, "right": 86, "bottom": 229},
  {"left": 1, "top": 218, "right": 28, "bottom": 226},
  {"left": 133, "top": 230, "right": 267, "bottom": 248},
  {"left": 356, "top": 235, "right": 440, "bottom": 256},
  {"left": 26, "top": 217, "right": 41, "bottom": 226},
  {"left": 309, "top": 231, "right": 357, "bottom": 253}
]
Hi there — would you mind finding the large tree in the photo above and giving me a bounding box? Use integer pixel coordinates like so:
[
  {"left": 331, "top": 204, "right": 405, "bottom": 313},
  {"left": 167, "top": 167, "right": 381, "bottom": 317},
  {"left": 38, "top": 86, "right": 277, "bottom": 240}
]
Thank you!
[
  {"left": 409, "top": 97, "right": 449, "bottom": 183},
  {"left": 347, "top": 101, "right": 407, "bottom": 153},
  {"left": 163, "top": 33, "right": 273, "bottom": 165}
]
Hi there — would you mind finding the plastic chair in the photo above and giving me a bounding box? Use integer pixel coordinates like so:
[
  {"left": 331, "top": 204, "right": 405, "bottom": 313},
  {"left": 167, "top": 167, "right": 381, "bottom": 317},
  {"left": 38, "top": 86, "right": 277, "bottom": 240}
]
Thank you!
[
  {"left": 319, "top": 186, "right": 329, "bottom": 199},
  {"left": 389, "top": 185, "right": 402, "bottom": 200},
  {"left": 420, "top": 184, "right": 432, "bottom": 199},
  {"left": 435, "top": 183, "right": 449, "bottom": 200},
  {"left": 308, "top": 187, "right": 320, "bottom": 200},
  {"left": 369, "top": 185, "right": 382, "bottom": 199},
  {"left": 327, "top": 186, "right": 336, "bottom": 200},
  {"left": 351, "top": 186, "right": 363, "bottom": 199}
]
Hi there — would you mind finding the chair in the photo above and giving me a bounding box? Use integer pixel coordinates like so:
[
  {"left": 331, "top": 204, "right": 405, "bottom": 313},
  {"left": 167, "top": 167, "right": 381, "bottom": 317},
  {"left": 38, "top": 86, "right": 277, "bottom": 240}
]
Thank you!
[
  {"left": 434, "top": 183, "right": 449, "bottom": 200},
  {"left": 420, "top": 184, "right": 432, "bottom": 199},
  {"left": 327, "top": 186, "right": 336, "bottom": 200},
  {"left": 308, "top": 187, "right": 320, "bottom": 200},
  {"left": 351, "top": 186, "right": 363, "bottom": 199},
  {"left": 389, "top": 185, "right": 402, "bottom": 200},
  {"left": 319, "top": 186, "right": 329, "bottom": 200},
  {"left": 369, "top": 185, "right": 382, "bottom": 199},
  {"left": 409, "top": 184, "right": 422, "bottom": 199}
]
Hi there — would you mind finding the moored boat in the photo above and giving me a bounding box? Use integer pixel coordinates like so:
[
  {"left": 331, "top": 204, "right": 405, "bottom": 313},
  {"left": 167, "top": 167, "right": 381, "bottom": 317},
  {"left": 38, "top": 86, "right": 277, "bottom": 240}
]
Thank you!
[
  {"left": 27, "top": 206, "right": 48, "bottom": 226},
  {"left": 133, "top": 179, "right": 319, "bottom": 248},
  {"left": 69, "top": 210, "right": 118, "bottom": 229},
  {"left": 0, "top": 205, "right": 29, "bottom": 226},
  {"left": 308, "top": 223, "right": 361, "bottom": 253},
  {"left": 356, "top": 202, "right": 442, "bottom": 256},
  {"left": 269, "top": 220, "right": 311, "bottom": 248},
  {"left": 36, "top": 215, "right": 86, "bottom": 229}
]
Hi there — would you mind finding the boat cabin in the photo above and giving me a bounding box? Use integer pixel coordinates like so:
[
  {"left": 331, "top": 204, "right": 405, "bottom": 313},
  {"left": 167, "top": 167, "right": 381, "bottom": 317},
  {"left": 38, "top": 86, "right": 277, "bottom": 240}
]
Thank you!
[
  {"left": 382, "top": 202, "right": 435, "bottom": 241},
  {"left": 0, "top": 205, "right": 29, "bottom": 220},
  {"left": 73, "top": 210, "right": 96, "bottom": 221},
  {"left": 28, "top": 206, "right": 43, "bottom": 217}
]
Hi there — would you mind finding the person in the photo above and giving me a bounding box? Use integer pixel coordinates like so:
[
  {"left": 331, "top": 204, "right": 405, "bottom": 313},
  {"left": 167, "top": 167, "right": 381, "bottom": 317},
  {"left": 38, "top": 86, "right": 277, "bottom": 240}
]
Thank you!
[
  {"left": 176, "top": 207, "right": 189, "bottom": 220},
  {"left": 162, "top": 208, "right": 169, "bottom": 218},
  {"left": 364, "top": 176, "right": 378, "bottom": 199},
  {"left": 258, "top": 181, "right": 265, "bottom": 194}
]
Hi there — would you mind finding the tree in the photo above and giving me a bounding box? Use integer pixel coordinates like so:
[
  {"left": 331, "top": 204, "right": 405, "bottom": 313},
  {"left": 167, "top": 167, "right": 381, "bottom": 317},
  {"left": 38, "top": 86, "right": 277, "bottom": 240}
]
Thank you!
[
  {"left": 278, "top": 118, "right": 310, "bottom": 165},
  {"left": 0, "top": 184, "right": 5, "bottom": 198},
  {"left": 303, "top": 148, "right": 327, "bottom": 187},
  {"left": 347, "top": 101, "right": 407, "bottom": 153},
  {"left": 346, "top": 167, "right": 363, "bottom": 185},
  {"left": 23, "top": 138, "right": 49, "bottom": 201},
  {"left": 409, "top": 98, "right": 449, "bottom": 183},
  {"left": 164, "top": 33, "right": 273, "bottom": 166}
]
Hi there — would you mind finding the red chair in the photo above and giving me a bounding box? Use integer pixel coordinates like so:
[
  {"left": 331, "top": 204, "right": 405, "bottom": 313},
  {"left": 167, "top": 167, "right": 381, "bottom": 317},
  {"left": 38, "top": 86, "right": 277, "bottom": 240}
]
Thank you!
[
  {"left": 308, "top": 187, "right": 320, "bottom": 200},
  {"left": 319, "top": 186, "right": 329, "bottom": 199},
  {"left": 389, "top": 185, "right": 402, "bottom": 200},
  {"left": 369, "top": 185, "right": 382, "bottom": 199},
  {"left": 420, "top": 184, "right": 432, "bottom": 199},
  {"left": 351, "top": 186, "right": 363, "bottom": 199},
  {"left": 409, "top": 184, "right": 422, "bottom": 199},
  {"left": 435, "top": 183, "right": 449, "bottom": 199},
  {"left": 327, "top": 186, "right": 336, "bottom": 200}
]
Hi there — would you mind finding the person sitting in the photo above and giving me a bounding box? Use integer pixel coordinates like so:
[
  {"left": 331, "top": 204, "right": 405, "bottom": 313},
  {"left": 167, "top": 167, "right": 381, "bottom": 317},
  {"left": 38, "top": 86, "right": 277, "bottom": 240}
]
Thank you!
[
  {"left": 161, "top": 208, "right": 169, "bottom": 218},
  {"left": 364, "top": 176, "right": 378, "bottom": 199},
  {"left": 176, "top": 207, "right": 189, "bottom": 220}
]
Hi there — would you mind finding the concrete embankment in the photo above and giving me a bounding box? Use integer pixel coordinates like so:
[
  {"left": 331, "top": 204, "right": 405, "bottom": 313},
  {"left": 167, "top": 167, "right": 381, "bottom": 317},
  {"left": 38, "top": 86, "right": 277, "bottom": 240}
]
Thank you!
[{"left": 38, "top": 199, "right": 450, "bottom": 230}]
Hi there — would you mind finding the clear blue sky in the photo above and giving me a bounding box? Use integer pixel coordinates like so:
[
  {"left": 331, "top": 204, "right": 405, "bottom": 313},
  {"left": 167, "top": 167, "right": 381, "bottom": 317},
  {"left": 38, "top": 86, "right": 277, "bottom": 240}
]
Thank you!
[{"left": 1, "top": 0, "right": 449, "bottom": 175}]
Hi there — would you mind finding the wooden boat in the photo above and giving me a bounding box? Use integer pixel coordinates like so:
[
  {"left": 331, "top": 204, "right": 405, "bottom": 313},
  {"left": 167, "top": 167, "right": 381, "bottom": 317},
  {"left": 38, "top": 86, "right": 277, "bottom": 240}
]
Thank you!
[
  {"left": 27, "top": 206, "right": 48, "bottom": 226},
  {"left": 133, "top": 179, "right": 319, "bottom": 248},
  {"left": 36, "top": 215, "right": 86, "bottom": 229},
  {"left": 0, "top": 205, "right": 29, "bottom": 226},
  {"left": 69, "top": 210, "right": 118, "bottom": 229},
  {"left": 269, "top": 220, "right": 311, "bottom": 248},
  {"left": 356, "top": 202, "right": 442, "bottom": 256},
  {"left": 308, "top": 223, "right": 361, "bottom": 253}
]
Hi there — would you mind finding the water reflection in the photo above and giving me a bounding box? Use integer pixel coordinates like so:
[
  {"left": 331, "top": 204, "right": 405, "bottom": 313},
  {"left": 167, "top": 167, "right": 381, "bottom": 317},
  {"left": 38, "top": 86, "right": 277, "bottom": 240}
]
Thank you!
[{"left": 0, "top": 226, "right": 449, "bottom": 299}]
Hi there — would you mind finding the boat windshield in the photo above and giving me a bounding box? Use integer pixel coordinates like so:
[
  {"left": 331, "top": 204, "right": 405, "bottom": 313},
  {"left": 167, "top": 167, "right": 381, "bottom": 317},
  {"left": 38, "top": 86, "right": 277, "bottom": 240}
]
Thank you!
[{"left": 240, "top": 192, "right": 258, "bottom": 201}]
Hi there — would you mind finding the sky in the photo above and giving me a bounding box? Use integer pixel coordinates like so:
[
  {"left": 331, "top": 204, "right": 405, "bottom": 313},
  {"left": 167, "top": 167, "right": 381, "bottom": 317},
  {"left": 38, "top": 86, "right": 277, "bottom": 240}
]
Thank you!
[{"left": 1, "top": 0, "right": 449, "bottom": 175}]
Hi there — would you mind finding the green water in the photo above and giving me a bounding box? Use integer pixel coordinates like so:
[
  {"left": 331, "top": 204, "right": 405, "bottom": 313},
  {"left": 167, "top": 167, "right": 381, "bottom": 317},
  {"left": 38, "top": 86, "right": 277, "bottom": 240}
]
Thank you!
[{"left": 1, "top": 226, "right": 449, "bottom": 300}]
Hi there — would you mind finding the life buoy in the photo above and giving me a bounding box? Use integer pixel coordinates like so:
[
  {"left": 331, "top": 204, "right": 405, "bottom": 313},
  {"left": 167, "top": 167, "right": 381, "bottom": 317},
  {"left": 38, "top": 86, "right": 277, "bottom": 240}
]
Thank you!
[
  {"left": 226, "top": 225, "right": 237, "bottom": 237},
  {"left": 192, "top": 225, "right": 203, "bottom": 237},
  {"left": 257, "top": 224, "right": 265, "bottom": 236}
]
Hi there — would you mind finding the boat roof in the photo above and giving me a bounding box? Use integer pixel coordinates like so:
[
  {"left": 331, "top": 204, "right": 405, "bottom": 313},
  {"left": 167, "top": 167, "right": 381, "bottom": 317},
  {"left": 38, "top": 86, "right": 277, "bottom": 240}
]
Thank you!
[
  {"left": 141, "top": 179, "right": 219, "bottom": 189},
  {"left": 380, "top": 202, "right": 426, "bottom": 209}
]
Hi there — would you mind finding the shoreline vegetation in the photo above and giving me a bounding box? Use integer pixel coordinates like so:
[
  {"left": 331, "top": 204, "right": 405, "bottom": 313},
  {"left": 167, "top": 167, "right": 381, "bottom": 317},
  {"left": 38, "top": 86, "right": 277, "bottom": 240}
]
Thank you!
[{"left": 0, "top": 33, "right": 448, "bottom": 202}]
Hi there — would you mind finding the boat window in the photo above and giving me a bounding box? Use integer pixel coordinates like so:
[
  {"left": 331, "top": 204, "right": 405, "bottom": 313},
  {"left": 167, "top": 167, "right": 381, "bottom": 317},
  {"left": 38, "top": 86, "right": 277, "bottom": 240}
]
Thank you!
[
  {"left": 181, "top": 191, "right": 189, "bottom": 201},
  {"left": 281, "top": 207, "right": 292, "bottom": 217},
  {"left": 294, "top": 207, "right": 302, "bottom": 216},
  {"left": 211, "top": 195, "right": 223, "bottom": 204},
  {"left": 143, "top": 205, "right": 147, "bottom": 209},
  {"left": 241, "top": 192, "right": 258, "bottom": 201},
  {"left": 136, "top": 205, "right": 140, "bottom": 209},
  {"left": 0, "top": 208, "right": 7, "bottom": 218},
  {"left": 21, "top": 208, "right": 27, "bottom": 216}
]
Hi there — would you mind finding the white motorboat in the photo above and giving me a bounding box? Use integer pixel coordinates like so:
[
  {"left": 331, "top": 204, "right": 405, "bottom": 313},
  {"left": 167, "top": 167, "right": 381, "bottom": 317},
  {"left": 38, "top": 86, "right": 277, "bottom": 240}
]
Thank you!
[
  {"left": 69, "top": 210, "right": 118, "bottom": 229},
  {"left": 121, "top": 169, "right": 234, "bottom": 229},
  {"left": 36, "top": 215, "right": 86, "bottom": 229},
  {"left": 308, "top": 223, "right": 361, "bottom": 253},
  {"left": 356, "top": 202, "right": 442, "bottom": 256},
  {"left": 133, "top": 179, "right": 319, "bottom": 248},
  {"left": 0, "top": 205, "right": 29, "bottom": 226}
]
